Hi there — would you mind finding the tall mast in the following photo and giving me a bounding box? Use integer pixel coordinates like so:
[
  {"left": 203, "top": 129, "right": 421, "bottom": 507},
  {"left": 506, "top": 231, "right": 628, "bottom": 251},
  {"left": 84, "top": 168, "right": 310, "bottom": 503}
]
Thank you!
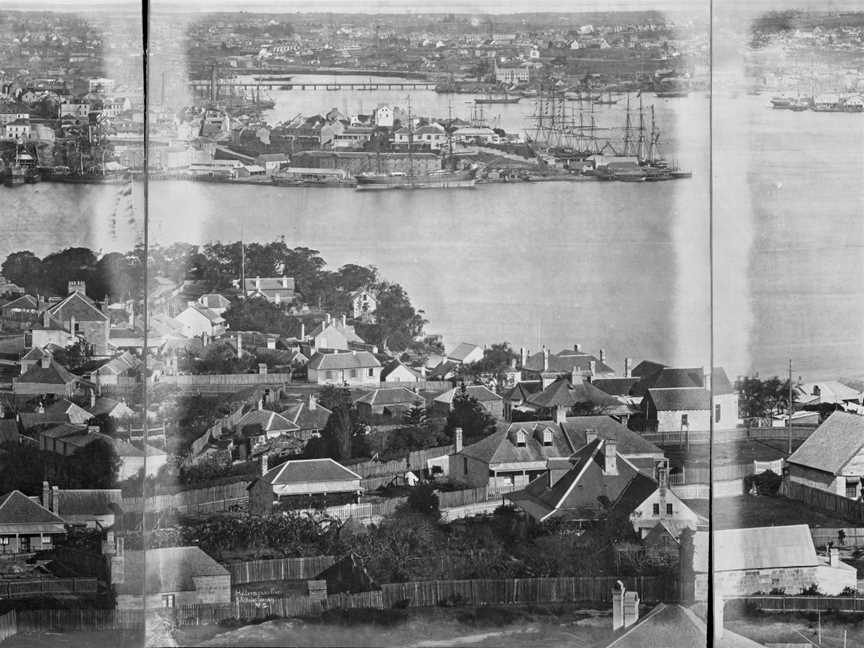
[
  {"left": 623, "top": 94, "right": 633, "bottom": 157},
  {"left": 637, "top": 93, "right": 646, "bottom": 161},
  {"left": 406, "top": 95, "right": 413, "bottom": 179},
  {"left": 240, "top": 227, "right": 246, "bottom": 299}
]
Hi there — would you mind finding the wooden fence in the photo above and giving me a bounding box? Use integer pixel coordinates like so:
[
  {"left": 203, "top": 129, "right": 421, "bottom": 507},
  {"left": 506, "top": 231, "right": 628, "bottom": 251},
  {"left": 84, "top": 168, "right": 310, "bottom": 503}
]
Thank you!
[
  {"left": 640, "top": 425, "right": 814, "bottom": 447},
  {"left": 298, "top": 497, "right": 407, "bottom": 521},
  {"left": 15, "top": 608, "right": 145, "bottom": 632},
  {"left": 782, "top": 481, "right": 864, "bottom": 524},
  {"left": 225, "top": 556, "right": 337, "bottom": 585},
  {"left": 0, "top": 610, "right": 15, "bottom": 643},
  {"left": 381, "top": 576, "right": 678, "bottom": 608},
  {"left": 159, "top": 373, "right": 292, "bottom": 387},
  {"left": 0, "top": 578, "right": 98, "bottom": 598},
  {"left": 347, "top": 444, "right": 455, "bottom": 479},
  {"left": 668, "top": 460, "right": 784, "bottom": 486},
  {"left": 810, "top": 527, "right": 864, "bottom": 548},
  {"left": 123, "top": 481, "right": 250, "bottom": 514},
  {"left": 740, "top": 596, "right": 864, "bottom": 612}
]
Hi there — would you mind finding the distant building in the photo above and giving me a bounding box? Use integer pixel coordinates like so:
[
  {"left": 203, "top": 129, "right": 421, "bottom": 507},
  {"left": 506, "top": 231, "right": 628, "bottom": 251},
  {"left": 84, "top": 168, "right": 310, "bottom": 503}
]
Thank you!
[
  {"left": 354, "top": 386, "right": 425, "bottom": 420},
  {"left": 638, "top": 365, "right": 738, "bottom": 432},
  {"left": 307, "top": 350, "right": 382, "bottom": 386},
  {"left": 350, "top": 287, "right": 377, "bottom": 322},
  {"left": 380, "top": 359, "right": 421, "bottom": 384},
  {"left": 173, "top": 304, "right": 226, "bottom": 339},
  {"left": 0, "top": 490, "right": 66, "bottom": 555},
  {"left": 786, "top": 411, "right": 864, "bottom": 498},
  {"left": 38, "top": 281, "right": 110, "bottom": 356},
  {"left": 432, "top": 384, "right": 503, "bottom": 418},
  {"left": 446, "top": 343, "right": 484, "bottom": 366},
  {"left": 247, "top": 457, "right": 362, "bottom": 514},
  {"left": 234, "top": 276, "right": 295, "bottom": 304}
]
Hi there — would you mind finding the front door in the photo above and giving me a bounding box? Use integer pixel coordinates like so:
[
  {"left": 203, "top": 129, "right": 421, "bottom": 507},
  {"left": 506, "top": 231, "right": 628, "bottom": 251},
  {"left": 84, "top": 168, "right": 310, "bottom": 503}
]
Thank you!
[{"left": 18, "top": 536, "right": 30, "bottom": 553}]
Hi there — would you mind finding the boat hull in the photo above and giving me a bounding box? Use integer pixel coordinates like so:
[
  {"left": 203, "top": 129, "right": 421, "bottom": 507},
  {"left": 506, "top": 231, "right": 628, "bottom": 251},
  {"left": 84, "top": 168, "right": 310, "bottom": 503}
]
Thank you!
[{"left": 355, "top": 169, "right": 477, "bottom": 190}]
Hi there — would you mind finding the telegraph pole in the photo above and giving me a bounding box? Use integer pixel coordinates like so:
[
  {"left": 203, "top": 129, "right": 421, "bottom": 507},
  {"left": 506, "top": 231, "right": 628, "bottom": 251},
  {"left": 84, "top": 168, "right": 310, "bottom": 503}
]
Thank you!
[{"left": 787, "top": 359, "right": 793, "bottom": 455}]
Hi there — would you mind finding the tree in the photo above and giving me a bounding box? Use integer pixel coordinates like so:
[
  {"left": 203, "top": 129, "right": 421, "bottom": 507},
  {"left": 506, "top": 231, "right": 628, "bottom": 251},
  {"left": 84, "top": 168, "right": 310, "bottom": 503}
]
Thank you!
[
  {"left": 193, "top": 342, "right": 255, "bottom": 375},
  {"left": 404, "top": 484, "right": 440, "bottom": 519},
  {"left": 736, "top": 375, "right": 792, "bottom": 420},
  {"left": 1, "top": 251, "right": 43, "bottom": 294},
  {"left": 222, "top": 297, "right": 295, "bottom": 335},
  {"left": 69, "top": 438, "right": 121, "bottom": 489},
  {"left": 460, "top": 342, "right": 518, "bottom": 381},
  {"left": 306, "top": 386, "right": 357, "bottom": 461},
  {"left": 443, "top": 383, "right": 498, "bottom": 445},
  {"left": 368, "top": 281, "right": 427, "bottom": 351},
  {"left": 40, "top": 247, "right": 99, "bottom": 296}
]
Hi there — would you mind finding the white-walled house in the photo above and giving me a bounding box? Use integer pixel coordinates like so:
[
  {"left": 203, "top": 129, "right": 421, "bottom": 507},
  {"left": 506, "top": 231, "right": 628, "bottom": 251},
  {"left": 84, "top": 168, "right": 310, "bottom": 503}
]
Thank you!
[
  {"left": 173, "top": 305, "right": 225, "bottom": 339},
  {"left": 641, "top": 367, "right": 738, "bottom": 432},
  {"left": 787, "top": 411, "right": 864, "bottom": 499},
  {"left": 307, "top": 350, "right": 382, "bottom": 386}
]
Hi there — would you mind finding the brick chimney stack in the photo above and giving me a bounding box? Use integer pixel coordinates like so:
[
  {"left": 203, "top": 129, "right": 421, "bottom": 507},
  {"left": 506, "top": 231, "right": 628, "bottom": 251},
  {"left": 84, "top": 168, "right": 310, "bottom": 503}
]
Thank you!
[
  {"left": 454, "top": 427, "right": 463, "bottom": 453},
  {"left": 604, "top": 439, "right": 617, "bottom": 475}
]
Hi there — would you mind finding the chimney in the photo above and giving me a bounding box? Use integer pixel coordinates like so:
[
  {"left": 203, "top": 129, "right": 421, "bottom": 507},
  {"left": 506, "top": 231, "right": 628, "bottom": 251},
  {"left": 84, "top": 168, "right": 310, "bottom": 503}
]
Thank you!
[
  {"left": 624, "top": 357, "right": 632, "bottom": 378},
  {"left": 542, "top": 347, "right": 549, "bottom": 372},
  {"left": 586, "top": 428, "right": 597, "bottom": 444},
  {"left": 308, "top": 393, "right": 317, "bottom": 410},
  {"left": 520, "top": 347, "right": 528, "bottom": 368},
  {"left": 260, "top": 453, "right": 269, "bottom": 476},
  {"left": 341, "top": 314, "right": 346, "bottom": 328},
  {"left": 69, "top": 315, "right": 76, "bottom": 336},
  {"left": 510, "top": 358, "right": 517, "bottom": 370},
  {"left": 599, "top": 349, "right": 606, "bottom": 364},
  {"left": 571, "top": 366, "right": 580, "bottom": 385},
  {"left": 281, "top": 276, "right": 289, "bottom": 288},
  {"left": 657, "top": 459, "right": 669, "bottom": 492},
  {"left": 90, "top": 389, "right": 96, "bottom": 408},
  {"left": 454, "top": 427, "right": 463, "bottom": 453},
  {"left": 300, "top": 321, "right": 306, "bottom": 340},
  {"left": 326, "top": 313, "right": 332, "bottom": 325},
  {"left": 42, "top": 481, "right": 50, "bottom": 510},
  {"left": 589, "top": 360, "right": 596, "bottom": 376},
  {"left": 258, "top": 363, "right": 268, "bottom": 375},
  {"left": 128, "top": 301, "right": 134, "bottom": 328},
  {"left": 554, "top": 405, "right": 567, "bottom": 425},
  {"left": 255, "top": 276, "right": 261, "bottom": 289},
  {"left": 40, "top": 353, "right": 51, "bottom": 369},
  {"left": 236, "top": 334, "right": 243, "bottom": 358},
  {"left": 51, "top": 485, "right": 59, "bottom": 513},
  {"left": 604, "top": 439, "right": 617, "bottom": 475},
  {"left": 573, "top": 343, "right": 581, "bottom": 353},
  {"left": 829, "top": 546, "right": 841, "bottom": 567},
  {"left": 43, "top": 310, "right": 50, "bottom": 328},
  {"left": 267, "top": 337, "right": 276, "bottom": 350},
  {"left": 67, "top": 280, "right": 85, "bottom": 295}
]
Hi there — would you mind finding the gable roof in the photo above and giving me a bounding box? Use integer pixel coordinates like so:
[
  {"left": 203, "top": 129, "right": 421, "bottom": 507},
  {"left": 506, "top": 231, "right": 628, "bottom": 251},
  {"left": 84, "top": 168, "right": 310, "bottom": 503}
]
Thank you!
[
  {"left": 786, "top": 411, "right": 864, "bottom": 474},
  {"left": 117, "top": 546, "right": 229, "bottom": 596},
  {"left": 460, "top": 421, "right": 574, "bottom": 465},
  {"left": 447, "top": 343, "right": 482, "bottom": 363},
  {"left": 237, "top": 409, "right": 299, "bottom": 434},
  {"left": 528, "top": 377, "right": 619, "bottom": 409},
  {"left": 647, "top": 388, "right": 711, "bottom": 412},
  {"left": 280, "top": 400, "right": 332, "bottom": 430},
  {"left": 380, "top": 360, "right": 421, "bottom": 381},
  {"left": 1, "top": 294, "right": 38, "bottom": 311},
  {"left": 308, "top": 350, "right": 381, "bottom": 371},
  {"left": 17, "top": 360, "right": 81, "bottom": 386},
  {"left": 713, "top": 525, "right": 818, "bottom": 572},
  {"left": 355, "top": 387, "right": 425, "bottom": 407},
  {"left": 561, "top": 416, "right": 663, "bottom": 457},
  {"left": 53, "top": 489, "right": 122, "bottom": 518},
  {"left": 0, "top": 490, "right": 66, "bottom": 531},
  {"left": 46, "top": 291, "right": 108, "bottom": 323},
  {"left": 259, "top": 458, "right": 361, "bottom": 485},
  {"left": 433, "top": 385, "right": 502, "bottom": 405},
  {"left": 523, "top": 351, "right": 615, "bottom": 376},
  {"left": 591, "top": 377, "right": 641, "bottom": 397}
]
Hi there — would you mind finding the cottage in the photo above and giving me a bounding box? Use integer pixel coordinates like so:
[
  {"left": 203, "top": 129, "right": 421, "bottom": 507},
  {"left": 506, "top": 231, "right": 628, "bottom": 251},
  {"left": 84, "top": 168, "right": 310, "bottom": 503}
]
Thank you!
[
  {"left": 432, "top": 385, "right": 503, "bottom": 418},
  {"left": 115, "top": 546, "right": 231, "bottom": 609},
  {"left": 350, "top": 287, "right": 378, "bottom": 322},
  {"left": 43, "top": 482, "right": 122, "bottom": 528},
  {"left": 713, "top": 525, "right": 856, "bottom": 597},
  {"left": 786, "top": 411, "right": 864, "bottom": 498},
  {"left": 279, "top": 395, "right": 332, "bottom": 437},
  {"left": 173, "top": 304, "right": 226, "bottom": 339},
  {"left": 248, "top": 457, "right": 362, "bottom": 514},
  {"left": 40, "top": 282, "right": 111, "bottom": 356},
  {"left": 446, "top": 343, "right": 484, "bottom": 366},
  {"left": 796, "top": 381, "right": 864, "bottom": 408},
  {"left": 0, "top": 490, "right": 66, "bottom": 555},
  {"left": 13, "top": 356, "right": 87, "bottom": 398},
  {"left": 234, "top": 276, "right": 296, "bottom": 304},
  {"left": 197, "top": 293, "right": 232, "bottom": 316},
  {"left": 640, "top": 366, "right": 738, "bottom": 432},
  {"left": 355, "top": 386, "right": 425, "bottom": 420},
  {"left": 520, "top": 346, "right": 615, "bottom": 388},
  {"left": 0, "top": 294, "right": 39, "bottom": 329},
  {"left": 380, "top": 359, "right": 422, "bottom": 384},
  {"left": 234, "top": 409, "right": 300, "bottom": 457},
  {"left": 307, "top": 350, "right": 381, "bottom": 386}
]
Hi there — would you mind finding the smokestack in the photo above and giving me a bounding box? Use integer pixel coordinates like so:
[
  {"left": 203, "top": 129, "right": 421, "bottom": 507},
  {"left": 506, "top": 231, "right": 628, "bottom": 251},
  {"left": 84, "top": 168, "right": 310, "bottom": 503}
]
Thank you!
[
  {"left": 599, "top": 349, "right": 606, "bottom": 364},
  {"left": 604, "top": 439, "right": 617, "bottom": 475},
  {"left": 454, "top": 427, "right": 463, "bottom": 453},
  {"left": 624, "top": 357, "right": 632, "bottom": 378}
]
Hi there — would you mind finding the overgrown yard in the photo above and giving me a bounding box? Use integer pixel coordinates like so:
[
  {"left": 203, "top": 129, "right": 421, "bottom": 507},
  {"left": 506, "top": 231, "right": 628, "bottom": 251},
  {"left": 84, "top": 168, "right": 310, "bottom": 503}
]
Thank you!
[{"left": 712, "top": 495, "right": 854, "bottom": 529}]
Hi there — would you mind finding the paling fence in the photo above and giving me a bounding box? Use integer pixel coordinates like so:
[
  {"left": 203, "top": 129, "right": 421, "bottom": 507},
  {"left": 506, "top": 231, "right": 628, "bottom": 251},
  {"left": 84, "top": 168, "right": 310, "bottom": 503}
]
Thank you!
[
  {"left": 122, "top": 481, "right": 251, "bottom": 514},
  {"left": 782, "top": 481, "right": 864, "bottom": 524},
  {"left": 225, "top": 556, "right": 337, "bottom": 585},
  {"left": 0, "top": 611, "right": 16, "bottom": 643},
  {"left": 380, "top": 576, "right": 678, "bottom": 608},
  {"left": 14, "top": 608, "right": 145, "bottom": 632},
  {"left": 640, "top": 425, "right": 815, "bottom": 446},
  {"left": 0, "top": 578, "right": 98, "bottom": 598},
  {"left": 810, "top": 527, "right": 864, "bottom": 548},
  {"left": 740, "top": 596, "right": 864, "bottom": 612}
]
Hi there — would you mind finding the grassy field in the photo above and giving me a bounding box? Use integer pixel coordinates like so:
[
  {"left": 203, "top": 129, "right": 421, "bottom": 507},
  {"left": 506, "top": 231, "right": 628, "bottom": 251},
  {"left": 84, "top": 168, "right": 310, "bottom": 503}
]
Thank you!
[{"left": 712, "top": 495, "right": 854, "bottom": 529}]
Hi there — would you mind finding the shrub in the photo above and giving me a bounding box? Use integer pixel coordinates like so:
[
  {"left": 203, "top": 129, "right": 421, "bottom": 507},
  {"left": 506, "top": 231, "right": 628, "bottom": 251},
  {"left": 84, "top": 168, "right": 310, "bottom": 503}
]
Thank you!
[
  {"left": 800, "top": 584, "right": 823, "bottom": 596},
  {"left": 840, "top": 586, "right": 858, "bottom": 597},
  {"left": 768, "top": 587, "right": 786, "bottom": 595}
]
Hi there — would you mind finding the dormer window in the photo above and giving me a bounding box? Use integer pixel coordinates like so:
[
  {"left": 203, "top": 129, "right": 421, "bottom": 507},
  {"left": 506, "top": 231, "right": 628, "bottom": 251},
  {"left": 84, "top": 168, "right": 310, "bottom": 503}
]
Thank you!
[
  {"left": 542, "top": 429, "right": 553, "bottom": 447},
  {"left": 515, "top": 430, "right": 526, "bottom": 447}
]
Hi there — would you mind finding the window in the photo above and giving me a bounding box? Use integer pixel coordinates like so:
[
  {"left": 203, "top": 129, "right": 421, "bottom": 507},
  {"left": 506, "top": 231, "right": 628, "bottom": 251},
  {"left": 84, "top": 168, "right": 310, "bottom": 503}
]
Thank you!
[
  {"left": 516, "top": 430, "right": 526, "bottom": 447},
  {"left": 463, "top": 457, "right": 469, "bottom": 474},
  {"left": 681, "top": 414, "right": 688, "bottom": 428},
  {"left": 847, "top": 481, "right": 858, "bottom": 499},
  {"left": 368, "top": 368, "right": 374, "bottom": 377},
  {"left": 0, "top": 537, "right": 8, "bottom": 554},
  {"left": 666, "top": 503, "right": 673, "bottom": 516},
  {"left": 652, "top": 503, "right": 660, "bottom": 515},
  {"left": 326, "top": 371, "right": 336, "bottom": 381},
  {"left": 162, "top": 594, "right": 175, "bottom": 608},
  {"left": 542, "top": 429, "right": 553, "bottom": 447},
  {"left": 715, "top": 404, "right": 721, "bottom": 423}
]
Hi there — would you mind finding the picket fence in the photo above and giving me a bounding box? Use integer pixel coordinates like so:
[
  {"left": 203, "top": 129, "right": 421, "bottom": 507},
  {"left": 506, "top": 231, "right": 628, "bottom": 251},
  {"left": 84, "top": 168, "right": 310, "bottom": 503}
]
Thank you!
[
  {"left": 225, "top": 555, "right": 337, "bottom": 585},
  {"left": 347, "top": 445, "right": 455, "bottom": 479},
  {"left": 297, "top": 497, "right": 408, "bottom": 521},
  {"left": 782, "top": 481, "right": 864, "bottom": 524},
  {"left": 667, "top": 460, "right": 784, "bottom": 486},
  {"left": 381, "top": 576, "right": 678, "bottom": 608},
  {"left": 159, "top": 373, "right": 292, "bottom": 387},
  {"left": 0, "top": 578, "right": 98, "bottom": 598},
  {"left": 640, "top": 425, "right": 814, "bottom": 447}
]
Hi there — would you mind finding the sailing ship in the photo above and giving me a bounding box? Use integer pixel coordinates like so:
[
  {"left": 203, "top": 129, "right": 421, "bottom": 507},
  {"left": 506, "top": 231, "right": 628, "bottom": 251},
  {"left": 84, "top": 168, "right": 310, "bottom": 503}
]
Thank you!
[
  {"left": 475, "top": 91, "right": 520, "bottom": 105},
  {"left": 3, "top": 146, "right": 36, "bottom": 187},
  {"left": 355, "top": 98, "right": 477, "bottom": 191}
]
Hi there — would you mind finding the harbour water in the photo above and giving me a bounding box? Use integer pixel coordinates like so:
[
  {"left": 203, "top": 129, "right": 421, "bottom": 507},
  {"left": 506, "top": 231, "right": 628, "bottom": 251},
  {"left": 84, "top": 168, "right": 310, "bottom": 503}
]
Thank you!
[{"left": 3, "top": 84, "right": 862, "bottom": 381}]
